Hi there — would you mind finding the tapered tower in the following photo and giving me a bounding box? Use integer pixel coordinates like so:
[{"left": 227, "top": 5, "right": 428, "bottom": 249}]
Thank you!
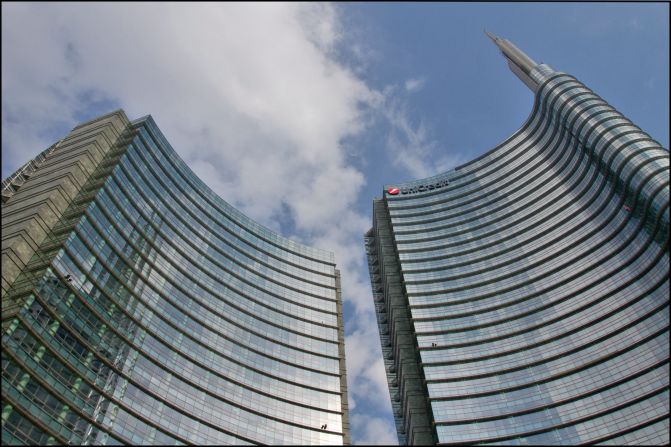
[{"left": 366, "top": 35, "right": 669, "bottom": 445}]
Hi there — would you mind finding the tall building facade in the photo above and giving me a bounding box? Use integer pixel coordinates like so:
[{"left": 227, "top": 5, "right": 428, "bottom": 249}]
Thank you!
[
  {"left": 2, "top": 110, "right": 350, "bottom": 445},
  {"left": 366, "top": 34, "right": 669, "bottom": 445}
]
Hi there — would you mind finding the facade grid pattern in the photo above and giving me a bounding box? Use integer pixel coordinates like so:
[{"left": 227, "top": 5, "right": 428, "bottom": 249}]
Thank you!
[
  {"left": 2, "top": 111, "right": 350, "bottom": 445},
  {"left": 366, "top": 38, "right": 669, "bottom": 445}
]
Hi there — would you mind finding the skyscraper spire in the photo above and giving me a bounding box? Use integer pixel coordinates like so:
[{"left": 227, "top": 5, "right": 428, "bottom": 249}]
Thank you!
[
  {"left": 485, "top": 30, "right": 539, "bottom": 90},
  {"left": 484, "top": 29, "right": 498, "bottom": 44},
  {"left": 369, "top": 34, "right": 669, "bottom": 447}
]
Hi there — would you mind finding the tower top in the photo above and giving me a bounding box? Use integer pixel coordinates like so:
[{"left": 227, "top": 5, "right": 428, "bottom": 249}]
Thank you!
[{"left": 485, "top": 31, "right": 539, "bottom": 90}]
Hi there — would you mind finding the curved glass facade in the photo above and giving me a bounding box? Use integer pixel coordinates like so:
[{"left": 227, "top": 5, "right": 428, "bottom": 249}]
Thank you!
[
  {"left": 366, "top": 43, "right": 669, "bottom": 444},
  {"left": 2, "top": 111, "right": 349, "bottom": 445}
]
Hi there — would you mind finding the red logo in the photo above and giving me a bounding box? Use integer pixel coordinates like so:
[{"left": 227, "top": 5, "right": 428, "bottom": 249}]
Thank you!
[{"left": 388, "top": 187, "right": 400, "bottom": 195}]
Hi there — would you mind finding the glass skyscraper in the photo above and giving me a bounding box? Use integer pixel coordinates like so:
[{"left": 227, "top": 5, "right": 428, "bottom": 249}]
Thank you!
[
  {"left": 365, "top": 34, "right": 669, "bottom": 445},
  {"left": 1, "top": 110, "right": 350, "bottom": 445}
]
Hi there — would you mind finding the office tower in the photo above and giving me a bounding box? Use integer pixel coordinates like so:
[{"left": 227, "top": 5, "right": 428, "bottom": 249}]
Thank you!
[
  {"left": 2, "top": 110, "right": 350, "bottom": 445},
  {"left": 365, "top": 34, "right": 669, "bottom": 445}
]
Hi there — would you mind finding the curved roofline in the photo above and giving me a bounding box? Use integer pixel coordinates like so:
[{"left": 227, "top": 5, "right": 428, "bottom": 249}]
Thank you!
[
  {"left": 384, "top": 64, "right": 560, "bottom": 195},
  {"left": 129, "top": 114, "right": 336, "bottom": 265}
]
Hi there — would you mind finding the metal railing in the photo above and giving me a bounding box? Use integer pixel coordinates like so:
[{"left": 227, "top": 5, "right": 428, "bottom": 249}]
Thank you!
[{"left": 2, "top": 140, "right": 62, "bottom": 199}]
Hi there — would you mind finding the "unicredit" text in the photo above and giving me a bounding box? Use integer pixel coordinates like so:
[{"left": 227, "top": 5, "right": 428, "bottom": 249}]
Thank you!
[{"left": 399, "top": 179, "right": 450, "bottom": 195}]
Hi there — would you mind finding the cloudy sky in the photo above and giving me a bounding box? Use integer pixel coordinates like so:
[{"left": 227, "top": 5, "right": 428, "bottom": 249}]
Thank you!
[{"left": 2, "top": 2, "right": 668, "bottom": 444}]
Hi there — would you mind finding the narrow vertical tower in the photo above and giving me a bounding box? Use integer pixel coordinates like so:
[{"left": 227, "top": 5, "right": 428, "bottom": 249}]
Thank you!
[{"left": 366, "top": 35, "right": 669, "bottom": 445}]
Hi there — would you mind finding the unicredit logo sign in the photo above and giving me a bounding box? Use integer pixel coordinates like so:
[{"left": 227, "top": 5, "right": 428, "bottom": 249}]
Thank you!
[{"left": 388, "top": 179, "right": 450, "bottom": 196}]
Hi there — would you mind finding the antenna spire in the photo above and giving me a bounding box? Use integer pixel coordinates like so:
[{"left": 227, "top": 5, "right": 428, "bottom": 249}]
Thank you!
[{"left": 485, "top": 31, "right": 539, "bottom": 90}]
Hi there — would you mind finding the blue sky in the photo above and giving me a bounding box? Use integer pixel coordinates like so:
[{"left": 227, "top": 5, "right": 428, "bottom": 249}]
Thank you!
[{"left": 2, "top": 3, "right": 668, "bottom": 445}]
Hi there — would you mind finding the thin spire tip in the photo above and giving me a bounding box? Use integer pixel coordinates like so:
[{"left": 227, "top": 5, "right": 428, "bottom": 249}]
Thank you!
[{"left": 484, "top": 30, "right": 498, "bottom": 42}]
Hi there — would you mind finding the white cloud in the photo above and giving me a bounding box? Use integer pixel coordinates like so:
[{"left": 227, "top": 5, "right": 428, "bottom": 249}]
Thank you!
[
  {"left": 345, "top": 311, "right": 390, "bottom": 403},
  {"left": 345, "top": 309, "right": 398, "bottom": 444},
  {"left": 380, "top": 93, "right": 464, "bottom": 179},
  {"left": 404, "top": 76, "right": 425, "bottom": 92},
  {"left": 351, "top": 414, "right": 398, "bottom": 445}
]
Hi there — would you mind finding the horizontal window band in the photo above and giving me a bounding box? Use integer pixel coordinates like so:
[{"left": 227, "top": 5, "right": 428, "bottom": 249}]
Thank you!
[
  {"left": 119, "top": 144, "right": 337, "bottom": 286},
  {"left": 113, "top": 154, "right": 337, "bottom": 300},
  {"left": 1, "top": 382, "right": 85, "bottom": 446},
  {"left": 399, "top": 156, "right": 667, "bottom": 271},
  {"left": 100, "top": 175, "right": 338, "bottom": 320},
  {"left": 432, "top": 360, "right": 668, "bottom": 423},
  {"left": 132, "top": 124, "right": 335, "bottom": 266},
  {"left": 425, "top": 327, "right": 668, "bottom": 402},
  {"left": 80, "top": 201, "right": 340, "bottom": 347},
  {"left": 20, "top": 290, "right": 344, "bottom": 439},
  {"left": 60, "top": 237, "right": 342, "bottom": 379},
  {"left": 436, "top": 386, "right": 668, "bottom": 445},
  {"left": 3, "top": 318, "right": 195, "bottom": 446},
  {"left": 421, "top": 298, "right": 668, "bottom": 367},
  {"left": 408, "top": 213, "right": 668, "bottom": 322},
  {"left": 428, "top": 338, "right": 668, "bottom": 401},
  {"left": 396, "top": 123, "right": 666, "bottom": 256},
  {"left": 55, "top": 248, "right": 343, "bottom": 394},
  {"left": 417, "top": 278, "right": 668, "bottom": 351},
  {"left": 405, "top": 176, "right": 669, "bottom": 301},
  {"left": 393, "top": 133, "right": 662, "bottom": 243},
  {"left": 415, "top": 274, "right": 668, "bottom": 347},
  {"left": 423, "top": 323, "right": 668, "bottom": 381},
  {"left": 27, "top": 276, "right": 343, "bottom": 415},
  {"left": 579, "top": 413, "right": 671, "bottom": 446}
]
